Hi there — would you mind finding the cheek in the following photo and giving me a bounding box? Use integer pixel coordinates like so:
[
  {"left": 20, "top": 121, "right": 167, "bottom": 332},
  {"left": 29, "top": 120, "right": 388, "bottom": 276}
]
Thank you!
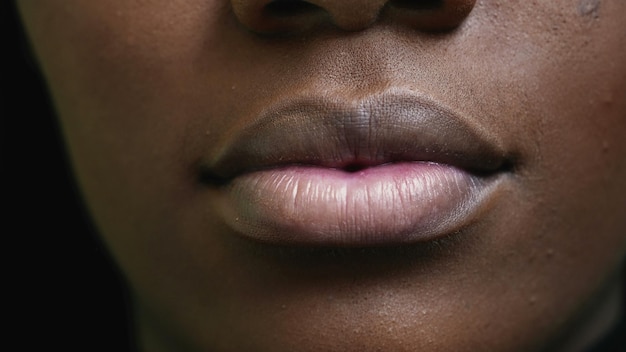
[
  {"left": 480, "top": 3, "right": 626, "bottom": 335},
  {"left": 511, "top": 4, "right": 626, "bottom": 249},
  {"left": 20, "top": 1, "right": 224, "bottom": 240},
  {"left": 16, "top": 5, "right": 212, "bottom": 300}
]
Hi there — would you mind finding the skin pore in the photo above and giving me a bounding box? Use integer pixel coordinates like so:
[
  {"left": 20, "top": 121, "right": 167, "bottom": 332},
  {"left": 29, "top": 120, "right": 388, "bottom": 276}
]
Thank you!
[{"left": 18, "top": 0, "right": 626, "bottom": 351}]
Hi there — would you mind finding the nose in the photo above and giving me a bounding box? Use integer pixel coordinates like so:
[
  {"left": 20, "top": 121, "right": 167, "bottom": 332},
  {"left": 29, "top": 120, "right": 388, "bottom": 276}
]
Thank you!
[{"left": 230, "top": 0, "right": 477, "bottom": 34}]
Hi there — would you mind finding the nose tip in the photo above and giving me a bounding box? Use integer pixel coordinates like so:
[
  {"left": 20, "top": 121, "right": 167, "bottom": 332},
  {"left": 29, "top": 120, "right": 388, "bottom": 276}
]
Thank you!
[{"left": 231, "top": 0, "right": 477, "bottom": 34}]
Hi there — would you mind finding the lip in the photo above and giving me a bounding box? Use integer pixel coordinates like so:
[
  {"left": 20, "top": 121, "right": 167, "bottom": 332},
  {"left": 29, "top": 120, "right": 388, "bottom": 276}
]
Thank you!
[{"left": 200, "top": 88, "right": 510, "bottom": 246}]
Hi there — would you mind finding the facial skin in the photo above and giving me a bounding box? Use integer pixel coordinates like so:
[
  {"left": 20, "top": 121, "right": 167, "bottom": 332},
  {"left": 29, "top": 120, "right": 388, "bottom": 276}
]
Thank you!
[{"left": 18, "top": 0, "right": 626, "bottom": 351}]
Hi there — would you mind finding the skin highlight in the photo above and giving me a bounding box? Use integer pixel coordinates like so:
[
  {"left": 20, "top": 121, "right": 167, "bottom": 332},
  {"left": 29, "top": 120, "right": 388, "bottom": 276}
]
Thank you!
[{"left": 17, "top": 0, "right": 626, "bottom": 351}]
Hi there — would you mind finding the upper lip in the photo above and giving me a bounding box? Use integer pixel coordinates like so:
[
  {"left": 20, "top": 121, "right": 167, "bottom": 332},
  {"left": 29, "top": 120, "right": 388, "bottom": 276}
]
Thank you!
[{"left": 200, "top": 88, "right": 509, "bottom": 183}]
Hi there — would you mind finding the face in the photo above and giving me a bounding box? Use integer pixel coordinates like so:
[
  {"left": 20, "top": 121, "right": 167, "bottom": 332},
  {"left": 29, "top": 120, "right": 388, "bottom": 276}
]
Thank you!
[{"left": 19, "top": 0, "right": 626, "bottom": 351}]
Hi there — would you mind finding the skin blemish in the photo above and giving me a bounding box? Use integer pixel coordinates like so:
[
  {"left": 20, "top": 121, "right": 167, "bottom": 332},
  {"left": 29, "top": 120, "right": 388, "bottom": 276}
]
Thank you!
[{"left": 578, "top": 0, "right": 601, "bottom": 19}]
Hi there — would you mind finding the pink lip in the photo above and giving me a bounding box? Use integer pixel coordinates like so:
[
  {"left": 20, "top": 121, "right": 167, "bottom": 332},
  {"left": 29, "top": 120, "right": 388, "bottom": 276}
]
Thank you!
[{"left": 201, "top": 88, "right": 510, "bottom": 246}]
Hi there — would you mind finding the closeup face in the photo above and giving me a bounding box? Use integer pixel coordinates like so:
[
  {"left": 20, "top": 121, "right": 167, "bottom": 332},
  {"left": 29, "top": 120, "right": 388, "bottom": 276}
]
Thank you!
[{"left": 19, "top": 0, "right": 626, "bottom": 351}]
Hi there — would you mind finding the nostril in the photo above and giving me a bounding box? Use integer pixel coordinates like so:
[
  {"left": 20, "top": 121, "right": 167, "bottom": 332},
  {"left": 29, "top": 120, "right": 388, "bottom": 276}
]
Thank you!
[
  {"left": 234, "top": 0, "right": 475, "bottom": 34},
  {"left": 264, "top": 0, "right": 323, "bottom": 17},
  {"left": 389, "top": 0, "right": 444, "bottom": 10},
  {"left": 384, "top": 0, "right": 476, "bottom": 32}
]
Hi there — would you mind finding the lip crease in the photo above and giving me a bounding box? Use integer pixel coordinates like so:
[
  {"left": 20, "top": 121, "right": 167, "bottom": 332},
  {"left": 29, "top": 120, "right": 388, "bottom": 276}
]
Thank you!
[{"left": 200, "top": 88, "right": 510, "bottom": 246}]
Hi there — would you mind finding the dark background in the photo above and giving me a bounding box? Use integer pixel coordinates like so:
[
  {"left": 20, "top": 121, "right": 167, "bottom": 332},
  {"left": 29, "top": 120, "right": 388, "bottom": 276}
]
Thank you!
[{"left": 3, "top": 2, "right": 134, "bottom": 350}]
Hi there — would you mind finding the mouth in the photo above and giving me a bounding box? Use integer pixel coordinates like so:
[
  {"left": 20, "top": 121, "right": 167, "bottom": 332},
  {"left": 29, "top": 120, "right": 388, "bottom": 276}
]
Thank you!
[{"left": 199, "top": 88, "right": 512, "bottom": 246}]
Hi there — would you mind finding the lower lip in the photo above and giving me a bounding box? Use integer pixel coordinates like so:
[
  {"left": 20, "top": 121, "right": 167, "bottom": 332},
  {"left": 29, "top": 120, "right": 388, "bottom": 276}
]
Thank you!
[{"left": 214, "top": 162, "right": 501, "bottom": 246}]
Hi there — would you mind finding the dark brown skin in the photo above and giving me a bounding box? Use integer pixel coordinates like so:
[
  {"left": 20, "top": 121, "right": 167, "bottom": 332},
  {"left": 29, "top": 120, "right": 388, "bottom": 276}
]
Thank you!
[{"left": 18, "top": 0, "right": 626, "bottom": 351}]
